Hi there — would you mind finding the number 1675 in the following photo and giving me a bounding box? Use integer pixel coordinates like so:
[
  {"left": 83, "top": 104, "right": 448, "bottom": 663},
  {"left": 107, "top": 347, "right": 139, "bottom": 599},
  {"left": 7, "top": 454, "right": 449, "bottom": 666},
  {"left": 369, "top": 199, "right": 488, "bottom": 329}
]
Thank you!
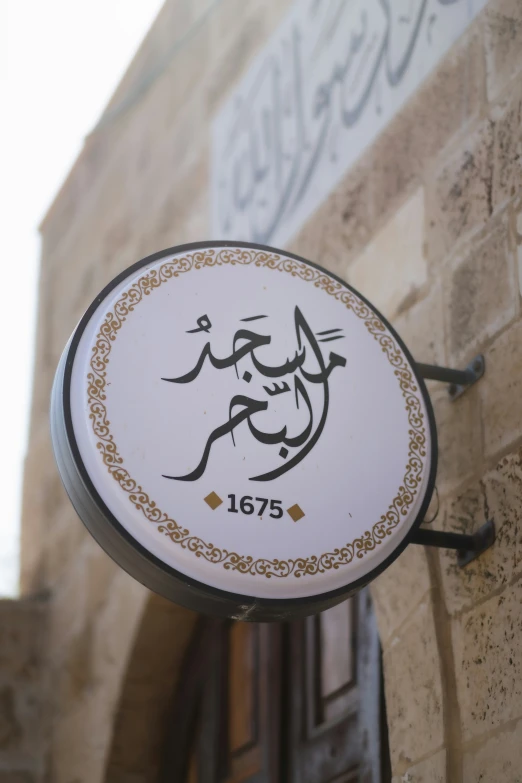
[{"left": 227, "top": 494, "right": 283, "bottom": 519}]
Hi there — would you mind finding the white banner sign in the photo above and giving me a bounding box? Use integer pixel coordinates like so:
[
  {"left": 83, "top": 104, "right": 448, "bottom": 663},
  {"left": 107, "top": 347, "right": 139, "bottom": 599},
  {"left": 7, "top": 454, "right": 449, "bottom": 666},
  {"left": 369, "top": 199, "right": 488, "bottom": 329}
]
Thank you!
[
  {"left": 51, "top": 243, "right": 435, "bottom": 618},
  {"left": 212, "top": 0, "right": 487, "bottom": 247}
]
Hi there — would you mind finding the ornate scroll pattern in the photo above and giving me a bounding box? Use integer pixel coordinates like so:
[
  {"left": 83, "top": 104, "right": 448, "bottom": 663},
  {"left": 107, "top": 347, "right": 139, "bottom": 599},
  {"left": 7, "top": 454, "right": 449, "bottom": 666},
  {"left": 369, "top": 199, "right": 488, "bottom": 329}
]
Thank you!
[{"left": 86, "top": 247, "right": 427, "bottom": 579}]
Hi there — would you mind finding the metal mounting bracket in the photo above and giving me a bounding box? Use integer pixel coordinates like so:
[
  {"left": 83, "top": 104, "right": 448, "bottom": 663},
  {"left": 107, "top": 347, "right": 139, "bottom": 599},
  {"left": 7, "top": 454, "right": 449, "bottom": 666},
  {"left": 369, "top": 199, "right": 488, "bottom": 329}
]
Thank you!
[
  {"left": 411, "top": 519, "right": 495, "bottom": 567},
  {"left": 416, "top": 354, "right": 485, "bottom": 400}
]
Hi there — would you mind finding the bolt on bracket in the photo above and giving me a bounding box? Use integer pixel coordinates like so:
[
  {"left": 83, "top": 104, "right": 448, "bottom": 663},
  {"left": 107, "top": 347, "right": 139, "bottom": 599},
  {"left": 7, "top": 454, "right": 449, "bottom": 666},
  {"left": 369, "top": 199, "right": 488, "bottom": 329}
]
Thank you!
[
  {"left": 416, "top": 354, "right": 485, "bottom": 401},
  {"left": 411, "top": 519, "right": 496, "bottom": 567}
]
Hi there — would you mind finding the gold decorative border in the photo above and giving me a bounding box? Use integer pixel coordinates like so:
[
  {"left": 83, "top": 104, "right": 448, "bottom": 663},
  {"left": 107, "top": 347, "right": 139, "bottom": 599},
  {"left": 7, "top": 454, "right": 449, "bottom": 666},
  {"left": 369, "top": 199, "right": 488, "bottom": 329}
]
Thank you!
[{"left": 87, "top": 247, "right": 427, "bottom": 579}]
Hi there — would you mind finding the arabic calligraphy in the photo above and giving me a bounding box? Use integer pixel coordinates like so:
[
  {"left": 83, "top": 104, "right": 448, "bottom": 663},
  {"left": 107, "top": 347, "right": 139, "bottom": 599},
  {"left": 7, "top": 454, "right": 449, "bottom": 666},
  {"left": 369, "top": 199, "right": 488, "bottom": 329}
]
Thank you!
[
  {"left": 186, "top": 314, "right": 212, "bottom": 333},
  {"left": 212, "top": 0, "right": 487, "bottom": 247},
  {"left": 162, "top": 306, "right": 346, "bottom": 482},
  {"left": 86, "top": 246, "right": 428, "bottom": 582}
]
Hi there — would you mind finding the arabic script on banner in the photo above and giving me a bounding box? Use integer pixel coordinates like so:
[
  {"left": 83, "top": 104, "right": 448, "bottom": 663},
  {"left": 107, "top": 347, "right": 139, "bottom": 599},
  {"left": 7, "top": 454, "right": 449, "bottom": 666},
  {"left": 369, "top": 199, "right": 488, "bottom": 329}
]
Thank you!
[{"left": 212, "top": 0, "right": 487, "bottom": 247}]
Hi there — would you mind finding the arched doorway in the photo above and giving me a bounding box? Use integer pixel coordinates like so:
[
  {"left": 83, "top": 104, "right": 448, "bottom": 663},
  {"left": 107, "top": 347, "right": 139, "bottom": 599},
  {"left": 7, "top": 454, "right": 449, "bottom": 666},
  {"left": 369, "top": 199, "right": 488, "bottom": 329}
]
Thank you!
[{"left": 160, "top": 590, "right": 391, "bottom": 782}]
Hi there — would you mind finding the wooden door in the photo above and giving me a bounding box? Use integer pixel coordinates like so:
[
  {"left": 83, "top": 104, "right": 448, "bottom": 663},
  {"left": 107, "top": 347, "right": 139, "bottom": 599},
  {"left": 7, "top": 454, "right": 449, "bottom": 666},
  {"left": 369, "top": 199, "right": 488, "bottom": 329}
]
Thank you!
[
  {"left": 159, "top": 592, "right": 390, "bottom": 783},
  {"left": 287, "top": 590, "right": 390, "bottom": 783},
  {"left": 223, "top": 621, "right": 282, "bottom": 783}
]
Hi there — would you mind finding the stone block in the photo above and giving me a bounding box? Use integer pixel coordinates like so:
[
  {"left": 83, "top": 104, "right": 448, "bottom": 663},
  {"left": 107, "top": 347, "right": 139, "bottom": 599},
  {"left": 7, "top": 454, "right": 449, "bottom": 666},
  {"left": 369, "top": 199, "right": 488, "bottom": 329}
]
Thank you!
[
  {"left": 19, "top": 426, "right": 55, "bottom": 594},
  {"left": 0, "top": 686, "right": 22, "bottom": 750},
  {"left": 105, "top": 598, "right": 198, "bottom": 780},
  {"left": 484, "top": 450, "right": 522, "bottom": 576},
  {"left": 484, "top": 0, "right": 522, "bottom": 102},
  {"left": 211, "top": 0, "right": 264, "bottom": 54},
  {"left": 48, "top": 689, "right": 109, "bottom": 783},
  {"left": 452, "top": 579, "right": 522, "bottom": 741},
  {"left": 481, "top": 318, "right": 522, "bottom": 458},
  {"left": 0, "top": 601, "right": 47, "bottom": 777},
  {"left": 83, "top": 541, "right": 119, "bottom": 620},
  {"left": 517, "top": 201, "right": 522, "bottom": 296},
  {"left": 42, "top": 505, "right": 88, "bottom": 588},
  {"left": 178, "top": 190, "right": 211, "bottom": 245},
  {"left": 392, "top": 749, "right": 446, "bottom": 783},
  {"left": 439, "top": 456, "right": 520, "bottom": 615},
  {"left": 462, "top": 717, "right": 522, "bottom": 783},
  {"left": 90, "top": 571, "right": 149, "bottom": 681},
  {"left": 153, "top": 154, "right": 208, "bottom": 246},
  {"left": 431, "top": 385, "right": 482, "bottom": 495},
  {"left": 392, "top": 282, "right": 446, "bottom": 367},
  {"left": 372, "top": 22, "right": 486, "bottom": 227},
  {"left": 315, "top": 160, "right": 374, "bottom": 274},
  {"left": 426, "top": 120, "right": 494, "bottom": 261},
  {"left": 492, "top": 78, "right": 522, "bottom": 210},
  {"left": 47, "top": 547, "right": 90, "bottom": 660},
  {"left": 515, "top": 204, "right": 522, "bottom": 296},
  {"left": 0, "top": 600, "right": 46, "bottom": 682},
  {"left": 286, "top": 215, "right": 326, "bottom": 269},
  {"left": 371, "top": 543, "right": 431, "bottom": 648},
  {"left": 207, "top": 7, "right": 268, "bottom": 115},
  {"left": 347, "top": 189, "right": 428, "bottom": 320},
  {"left": 383, "top": 597, "right": 444, "bottom": 769},
  {"left": 443, "top": 209, "right": 517, "bottom": 362}
]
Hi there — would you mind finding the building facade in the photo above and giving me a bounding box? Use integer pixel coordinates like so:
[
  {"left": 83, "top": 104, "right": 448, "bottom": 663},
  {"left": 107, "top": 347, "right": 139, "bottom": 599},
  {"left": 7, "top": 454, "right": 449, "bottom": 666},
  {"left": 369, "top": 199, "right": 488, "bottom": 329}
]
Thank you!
[{"left": 2, "top": 0, "right": 522, "bottom": 780}]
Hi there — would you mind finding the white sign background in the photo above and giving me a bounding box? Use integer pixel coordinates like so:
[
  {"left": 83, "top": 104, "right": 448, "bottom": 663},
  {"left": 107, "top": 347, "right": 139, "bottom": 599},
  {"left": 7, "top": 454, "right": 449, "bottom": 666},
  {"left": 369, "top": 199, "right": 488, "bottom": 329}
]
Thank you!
[
  {"left": 212, "top": 0, "right": 487, "bottom": 247},
  {"left": 69, "top": 247, "right": 432, "bottom": 599}
]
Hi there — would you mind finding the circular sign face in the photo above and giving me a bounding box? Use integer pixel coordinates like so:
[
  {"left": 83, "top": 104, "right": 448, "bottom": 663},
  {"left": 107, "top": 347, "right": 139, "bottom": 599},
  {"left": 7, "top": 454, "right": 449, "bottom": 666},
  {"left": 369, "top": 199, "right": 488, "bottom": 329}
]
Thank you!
[{"left": 51, "top": 242, "right": 437, "bottom": 620}]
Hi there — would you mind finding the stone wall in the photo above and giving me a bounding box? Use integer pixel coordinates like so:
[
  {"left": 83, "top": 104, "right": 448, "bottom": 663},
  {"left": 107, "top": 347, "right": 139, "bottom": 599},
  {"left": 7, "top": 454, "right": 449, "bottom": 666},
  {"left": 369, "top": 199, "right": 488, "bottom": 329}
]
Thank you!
[
  {"left": 0, "top": 599, "right": 47, "bottom": 782},
  {"left": 19, "top": 0, "right": 522, "bottom": 780}
]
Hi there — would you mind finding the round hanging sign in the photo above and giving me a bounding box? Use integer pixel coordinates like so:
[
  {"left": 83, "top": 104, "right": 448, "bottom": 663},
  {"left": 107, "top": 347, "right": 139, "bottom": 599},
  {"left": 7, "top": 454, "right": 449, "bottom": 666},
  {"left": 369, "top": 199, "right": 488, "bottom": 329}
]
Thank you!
[{"left": 51, "top": 242, "right": 437, "bottom": 620}]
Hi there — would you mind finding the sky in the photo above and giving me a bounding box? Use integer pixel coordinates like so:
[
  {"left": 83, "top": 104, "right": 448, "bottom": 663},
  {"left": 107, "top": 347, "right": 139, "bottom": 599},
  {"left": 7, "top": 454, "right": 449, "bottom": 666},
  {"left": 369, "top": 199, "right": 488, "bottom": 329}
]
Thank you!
[{"left": 1, "top": 0, "right": 165, "bottom": 595}]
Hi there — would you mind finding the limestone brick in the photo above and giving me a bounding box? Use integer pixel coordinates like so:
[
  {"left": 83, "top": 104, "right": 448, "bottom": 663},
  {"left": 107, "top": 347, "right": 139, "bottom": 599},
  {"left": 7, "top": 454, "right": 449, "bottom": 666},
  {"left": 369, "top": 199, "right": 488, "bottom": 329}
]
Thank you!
[
  {"left": 177, "top": 189, "right": 211, "bottom": 246},
  {"left": 452, "top": 579, "right": 522, "bottom": 741},
  {"left": 492, "top": 77, "right": 522, "bottom": 210},
  {"left": 480, "top": 318, "right": 522, "bottom": 458},
  {"left": 19, "top": 425, "right": 55, "bottom": 594},
  {"left": 431, "top": 385, "right": 482, "bottom": 495},
  {"left": 391, "top": 282, "right": 446, "bottom": 367},
  {"left": 426, "top": 119, "right": 494, "bottom": 262},
  {"left": 48, "top": 689, "right": 109, "bottom": 783},
  {"left": 207, "top": 5, "right": 269, "bottom": 115},
  {"left": 463, "top": 718, "right": 522, "bottom": 783},
  {"left": 90, "top": 571, "right": 149, "bottom": 683},
  {"left": 152, "top": 154, "right": 209, "bottom": 251},
  {"left": 83, "top": 542, "right": 120, "bottom": 620},
  {"left": 286, "top": 214, "right": 327, "bottom": 269},
  {"left": 392, "top": 749, "right": 446, "bottom": 783},
  {"left": 347, "top": 189, "right": 427, "bottom": 321},
  {"left": 372, "top": 22, "right": 486, "bottom": 227},
  {"left": 102, "top": 0, "right": 195, "bottom": 122},
  {"left": 0, "top": 600, "right": 47, "bottom": 781},
  {"left": 0, "top": 600, "right": 46, "bottom": 683},
  {"left": 484, "top": 0, "right": 522, "bottom": 103},
  {"left": 46, "top": 576, "right": 149, "bottom": 783},
  {"left": 46, "top": 546, "right": 93, "bottom": 666},
  {"left": 483, "top": 454, "right": 522, "bottom": 584},
  {"left": 314, "top": 160, "right": 374, "bottom": 275},
  {"left": 371, "top": 544, "right": 431, "bottom": 648},
  {"left": 514, "top": 199, "right": 522, "bottom": 296},
  {"left": 211, "top": 0, "right": 267, "bottom": 56},
  {"left": 0, "top": 686, "right": 22, "bottom": 751},
  {"left": 383, "top": 597, "right": 444, "bottom": 770},
  {"left": 105, "top": 597, "right": 198, "bottom": 782},
  {"left": 439, "top": 458, "right": 520, "bottom": 615},
  {"left": 443, "top": 209, "right": 517, "bottom": 363},
  {"left": 42, "top": 505, "right": 88, "bottom": 587}
]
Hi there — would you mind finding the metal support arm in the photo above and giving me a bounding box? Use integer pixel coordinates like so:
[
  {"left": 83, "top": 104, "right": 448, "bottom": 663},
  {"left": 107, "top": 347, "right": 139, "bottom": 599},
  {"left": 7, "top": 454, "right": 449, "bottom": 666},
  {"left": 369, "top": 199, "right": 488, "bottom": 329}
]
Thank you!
[
  {"left": 411, "top": 520, "right": 495, "bottom": 567},
  {"left": 416, "top": 354, "right": 485, "bottom": 400}
]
